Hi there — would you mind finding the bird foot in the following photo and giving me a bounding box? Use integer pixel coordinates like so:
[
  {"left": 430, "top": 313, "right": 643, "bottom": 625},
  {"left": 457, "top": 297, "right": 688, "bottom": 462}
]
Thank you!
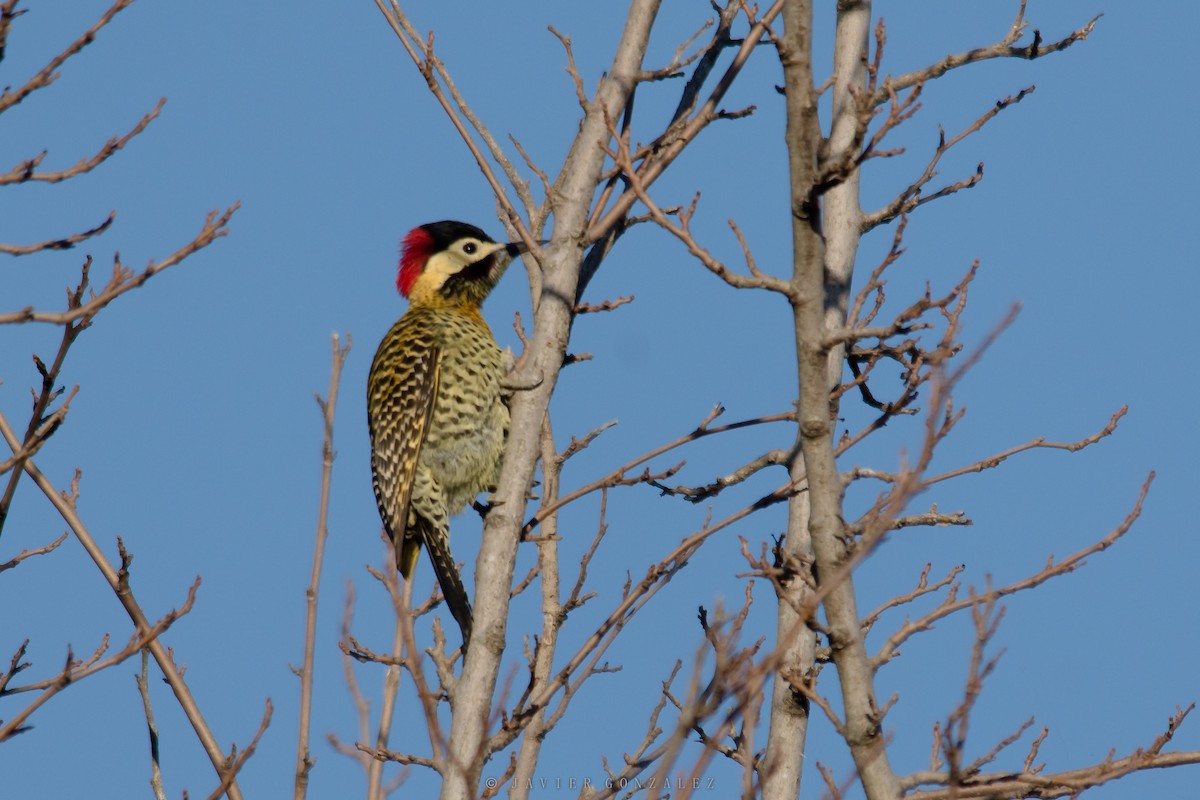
[
  {"left": 500, "top": 368, "right": 544, "bottom": 393},
  {"left": 473, "top": 497, "right": 504, "bottom": 519}
]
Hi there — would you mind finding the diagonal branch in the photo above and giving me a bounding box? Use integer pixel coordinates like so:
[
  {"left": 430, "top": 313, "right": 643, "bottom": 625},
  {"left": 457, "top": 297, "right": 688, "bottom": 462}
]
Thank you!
[
  {"left": 870, "top": 3, "right": 1100, "bottom": 107},
  {"left": 0, "top": 576, "right": 199, "bottom": 742},
  {"left": 862, "top": 87, "right": 1034, "bottom": 231},
  {"left": 903, "top": 703, "right": 1200, "bottom": 799},
  {"left": 0, "top": 532, "right": 68, "bottom": 573},
  {"left": 0, "top": 412, "right": 250, "bottom": 799},
  {"left": 0, "top": 204, "right": 239, "bottom": 324},
  {"left": 0, "top": 0, "right": 137, "bottom": 116},
  {"left": 0, "top": 211, "right": 115, "bottom": 256},
  {"left": 873, "top": 473, "right": 1154, "bottom": 670},
  {"left": 584, "top": 0, "right": 785, "bottom": 246},
  {"left": 372, "top": 1, "right": 539, "bottom": 248},
  {"left": 523, "top": 406, "right": 797, "bottom": 534},
  {"left": 0, "top": 98, "right": 164, "bottom": 186}
]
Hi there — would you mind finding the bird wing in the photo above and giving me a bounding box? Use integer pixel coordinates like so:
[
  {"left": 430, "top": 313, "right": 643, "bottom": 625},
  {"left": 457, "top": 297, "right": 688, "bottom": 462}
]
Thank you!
[{"left": 368, "top": 324, "right": 440, "bottom": 578}]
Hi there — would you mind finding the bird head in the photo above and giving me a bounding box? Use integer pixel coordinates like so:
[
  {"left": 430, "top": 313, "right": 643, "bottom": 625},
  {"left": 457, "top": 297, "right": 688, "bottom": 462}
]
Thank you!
[{"left": 397, "top": 220, "right": 525, "bottom": 306}]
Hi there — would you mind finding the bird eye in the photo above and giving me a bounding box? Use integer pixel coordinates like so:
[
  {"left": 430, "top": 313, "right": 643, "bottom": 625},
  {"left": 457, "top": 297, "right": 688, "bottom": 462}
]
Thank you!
[{"left": 463, "top": 242, "right": 478, "bottom": 255}]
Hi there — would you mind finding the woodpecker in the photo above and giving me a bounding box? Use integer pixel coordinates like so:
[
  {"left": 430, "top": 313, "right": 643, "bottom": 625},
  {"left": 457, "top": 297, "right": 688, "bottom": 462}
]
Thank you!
[{"left": 367, "top": 220, "right": 523, "bottom": 651}]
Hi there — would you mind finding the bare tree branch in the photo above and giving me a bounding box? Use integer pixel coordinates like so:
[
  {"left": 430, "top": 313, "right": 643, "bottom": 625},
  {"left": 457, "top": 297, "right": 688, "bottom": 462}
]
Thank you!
[
  {"left": 862, "top": 87, "right": 1034, "bottom": 231},
  {"left": 0, "top": 211, "right": 115, "bottom": 256},
  {"left": 0, "top": 413, "right": 251, "bottom": 799},
  {"left": 525, "top": 406, "right": 797, "bottom": 534},
  {"left": 0, "top": 531, "right": 67, "bottom": 572},
  {"left": 0, "top": 98, "right": 164, "bottom": 186},
  {"left": 372, "top": 0, "right": 540, "bottom": 248},
  {"left": 873, "top": 473, "right": 1155, "bottom": 671},
  {"left": 0, "top": 576, "right": 199, "bottom": 742},
  {"left": 0, "top": 204, "right": 239, "bottom": 324},
  {"left": 202, "top": 700, "right": 273, "bottom": 800},
  {"left": 904, "top": 704, "right": 1200, "bottom": 799},
  {"left": 135, "top": 651, "right": 168, "bottom": 800},
  {"left": 870, "top": 3, "right": 1101, "bottom": 107},
  {"left": 584, "top": 1, "right": 785, "bottom": 246},
  {"left": 294, "top": 333, "right": 351, "bottom": 800},
  {"left": 0, "top": 0, "right": 137, "bottom": 115}
]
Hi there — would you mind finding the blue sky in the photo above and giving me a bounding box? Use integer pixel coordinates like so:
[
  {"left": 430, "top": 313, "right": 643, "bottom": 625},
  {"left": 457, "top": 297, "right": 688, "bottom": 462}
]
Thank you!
[{"left": 2, "top": 1, "right": 1197, "bottom": 798}]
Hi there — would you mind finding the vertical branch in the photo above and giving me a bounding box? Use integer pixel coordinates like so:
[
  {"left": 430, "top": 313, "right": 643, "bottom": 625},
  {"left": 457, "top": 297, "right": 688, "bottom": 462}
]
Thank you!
[
  {"left": 136, "top": 650, "right": 168, "bottom": 800},
  {"left": 761, "top": 3, "right": 825, "bottom": 797},
  {"left": 440, "top": 3, "right": 663, "bottom": 798},
  {"left": 509, "top": 415, "right": 564, "bottom": 797},
  {"left": 295, "top": 333, "right": 351, "bottom": 800},
  {"left": 368, "top": 569, "right": 412, "bottom": 799},
  {"left": 0, "top": 263, "right": 91, "bottom": 541},
  {"left": 780, "top": 1, "right": 900, "bottom": 798},
  {"left": 329, "top": 582, "right": 374, "bottom": 775},
  {"left": 760, "top": 475, "right": 816, "bottom": 800},
  {"left": 823, "top": 0, "right": 870, "bottom": 369}
]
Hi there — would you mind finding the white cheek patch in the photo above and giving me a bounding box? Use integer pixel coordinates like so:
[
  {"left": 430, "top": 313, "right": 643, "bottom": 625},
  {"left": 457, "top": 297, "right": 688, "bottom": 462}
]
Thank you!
[
  {"left": 418, "top": 251, "right": 467, "bottom": 293},
  {"left": 412, "top": 242, "right": 506, "bottom": 297}
]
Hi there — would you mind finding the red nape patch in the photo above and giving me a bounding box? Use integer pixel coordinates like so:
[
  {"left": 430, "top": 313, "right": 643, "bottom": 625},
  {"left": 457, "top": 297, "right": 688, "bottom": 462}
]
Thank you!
[{"left": 397, "top": 226, "right": 434, "bottom": 297}]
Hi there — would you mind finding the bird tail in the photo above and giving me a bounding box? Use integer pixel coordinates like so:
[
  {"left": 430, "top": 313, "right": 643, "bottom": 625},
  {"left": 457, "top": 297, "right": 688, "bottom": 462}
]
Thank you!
[
  {"left": 413, "top": 516, "right": 474, "bottom": 651},
  {"left": 395, "top": 529, "right": 422, "bottom": 581}
]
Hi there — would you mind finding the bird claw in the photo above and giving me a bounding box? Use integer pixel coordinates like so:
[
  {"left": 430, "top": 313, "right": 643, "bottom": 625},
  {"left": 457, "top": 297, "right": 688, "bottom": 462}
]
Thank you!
[
  {"left": 500, "top": 368, "right": 544, "bottom": 393},
  {"left": 473, "top": 497, "right": 505, "bottom": 519}
]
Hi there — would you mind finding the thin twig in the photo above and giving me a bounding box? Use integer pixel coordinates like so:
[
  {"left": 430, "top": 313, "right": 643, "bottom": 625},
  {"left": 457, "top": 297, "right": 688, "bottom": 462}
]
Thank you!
[
  {"left": 0, "top": 98, "right": 164, "bottom": 186},
  {"left": 294, "top": 333, "right": 351, "bottom": 800},
  {"left": 0, "top": 0, "right": 137, "bottom": 115},
  {"left": 0, "top": 204, "right": 239, "bottom": 324},
  {"left": 136, "top": 650, "right": 168, "bottom": 800}
]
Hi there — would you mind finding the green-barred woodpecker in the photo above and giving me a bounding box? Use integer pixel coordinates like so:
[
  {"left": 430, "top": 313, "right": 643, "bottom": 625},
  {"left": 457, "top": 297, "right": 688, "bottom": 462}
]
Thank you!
[{"left": 367, "top": 220, "right": 524, "bottom": 651}]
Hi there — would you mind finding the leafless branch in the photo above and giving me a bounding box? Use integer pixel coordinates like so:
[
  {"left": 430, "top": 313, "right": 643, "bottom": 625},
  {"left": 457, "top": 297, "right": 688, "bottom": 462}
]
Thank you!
[
  {"left": 0, "top": 576, "right": 199, "bottom": 742},
  {"left": 904, "top": 704, "right": 1200, "bottom": 799},
  {"left": 921, "top": 406, "right": 1126, "bottom": 489},
  {"left": 525, "top": 406, "right": 797, "bottom": 534},
  {"left": 0, "top": 385, "right": 79, "bottom": 478},
  {"left": 862, "top": 87, "right": 1034, "bottom": 231},
  {"left": 584, "top": 0, "right": 785, "bottom": 245},
  {"left": 874, "top": 473, "right": 1154, "bottom": 669},
  {"left": 0, "top": 98, "right": 164, "bottom": 186},
  {"left": 891, "top": 508, "right": 971, "bottom": 531},
  {"left": 0, "top": 0, "right": 137, "bottom": 115},
  {"left": 0, "top": 639, "right": 31, "bottom": 696},
  {"left": 547, "top": 26, "right": 588, "bottom": 112},
  {"left": 0, "top": 531, "right": 67, "bottom": 572},
  {"left": 871, "top": 4, "right": 1101, "bottom": 107},
  {"left": 603, "top": 130, "right": 792, "bottom": 295},
  {"left": 509, "top": 417, "right": 566, "bottom": 797},
  {"left": 0, "top": 204, "right": 239, "bottom": 324},
  {"left": 294, "top": 333, "right": 351, "bottom": 800},
  {"left": 0, "top": 411, "right": 250, "bottom": 798},
  {"left": 0, "top": 256, "right": 95, "bottom": 540},
  {"left": 575, "top": 295, "right": 634, "bottom": 314},
  {"left": 1, "top": 633, "right": 109, "bottom": 696},
  {"left": 136, "top": 650, "right": 168, "bottom": 800},
  {"left": 861, "top": 562, "right": 966, "bottom": 634},
  {"left": 203, "top": 700, "right": 273, "bottom": 800},
  {"left": 0, "top": 0, "right": 22, "bottom": 64},
  {"left": 328, "top": 582, "right": 374, "bottom": 773},
  {"left": 651, "top": 448, "right": 789, "bottom": 504},
  {"left": 637, "top": 16, "right": 712, "bottom": 83},
  {"left": 372, "top": 1, "right": 539, "bottom": 248},
  {"left": 0, "top": 211, "right": 115, "bottom": 256}
]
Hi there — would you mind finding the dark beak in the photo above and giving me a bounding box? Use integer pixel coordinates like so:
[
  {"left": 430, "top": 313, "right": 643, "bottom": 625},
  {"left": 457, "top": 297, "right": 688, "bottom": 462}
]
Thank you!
[{"left": 505, "top": 239, "right": 548, "bottom": 257}]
